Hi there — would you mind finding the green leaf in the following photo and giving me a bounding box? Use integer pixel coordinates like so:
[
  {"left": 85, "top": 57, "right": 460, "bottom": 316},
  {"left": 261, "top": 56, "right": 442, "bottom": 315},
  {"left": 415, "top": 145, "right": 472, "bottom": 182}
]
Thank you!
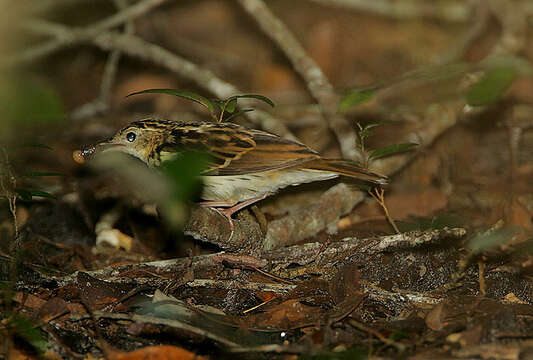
[
  {"left": 224, "top": 109, "right": 254, "bottom": 122},
  {"left": 339, "top": 88, "right": 376, "bottom": 112},
  {"left": 127, "top": 89, "right": 215, "bottom": 114},
  {"left": 224, "top": 98, "right": 238, "bottom": 113},
  {"left": 369, "top": 142, "right": 418, "bottom": 160},
  {"left": 161, "top": 152, "right": 209, "bottom": 203},
  {"left": 478, "top": 55, "right": 533, "bottom": 76},
  {"left": 2, "top": 74, "right": 65, "bottom": 125},
  {"left": 212, "top": 99, "right": 226, "bottom": 110},
  {"left": 466, "top": 67, "right": 518, "bottom": 106},
  {"left": 22, "top": 172, "right": 62, "bottom": 177},
  {"left": 225, "top": 94, "right": 275, "bottom": 108},
  {"left": 16, "top": 189, "right": 56, "bottom": 201},
  {"left": 467, "top": 227, "right": 519, "bottom": 252},
  {"left": 9, "top": 315, "right": 48, "bottom": 354}
]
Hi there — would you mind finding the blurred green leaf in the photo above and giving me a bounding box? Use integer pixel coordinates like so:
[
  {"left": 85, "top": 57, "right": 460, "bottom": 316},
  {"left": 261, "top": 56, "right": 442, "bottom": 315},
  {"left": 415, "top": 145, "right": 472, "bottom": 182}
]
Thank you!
[
  {"left": 15, "top": 189, "right": 56, "bottom": 201},
  {"left": 22, "top": 172, "right": 62, "bottom": 177},
  {"left": 226, "top": 94, "right": 275, "bottom": 108},
  {"left": 161, "top": 151, "right": 208, "bottom": 203},
  {"left": 478, "top": 55, "right": 533, "bottom": 76},
  {"left": 467, "top": 227, "right": 519, "bottom": 252},
  {"left": 466, "top": 67, "right": 518, "bottom": 106},
  {"left": 2, "top": 74, "right": 64, "bottom": 125},
  {"left": 369, "top": 142, "right": 418, "bottom": 160},
  {"left": 212, "top": 99, "right": 225, "bottom": 110},
  {"left": 127, "top": 89, "right": 215, "bottom": 114},
  {"left": 225, "top": 109, "right": 254, "bottom": 122},
  {"left": 397, "top": 215, "right": 464, "bottom": 232},
  {"left": 224, "top": 98, "right": 238, "bottom": 113},
  {"left": 339, "top": 88, "right": 375, "bottom": 112},
  {"left": 9, "top": 315, "right": 47, "bottom": 354}
]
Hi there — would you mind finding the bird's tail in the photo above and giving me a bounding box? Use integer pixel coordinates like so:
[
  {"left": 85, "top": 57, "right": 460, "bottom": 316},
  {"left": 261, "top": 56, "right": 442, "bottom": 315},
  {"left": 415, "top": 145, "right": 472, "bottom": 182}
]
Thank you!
[{"left": 304, "top": 158, "right": 388, "bottom": 185}]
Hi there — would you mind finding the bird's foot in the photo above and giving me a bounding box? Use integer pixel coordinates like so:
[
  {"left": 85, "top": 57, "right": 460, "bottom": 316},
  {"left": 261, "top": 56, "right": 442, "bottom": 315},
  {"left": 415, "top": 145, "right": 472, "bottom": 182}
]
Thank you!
[{"left": 198, "top": 194, "right": 269, "bottom": 238}]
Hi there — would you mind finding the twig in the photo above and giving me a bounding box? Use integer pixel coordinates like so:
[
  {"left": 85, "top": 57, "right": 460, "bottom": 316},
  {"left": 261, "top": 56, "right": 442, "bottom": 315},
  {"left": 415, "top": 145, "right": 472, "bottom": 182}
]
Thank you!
[
  {"left": 369, "top": 188, "right": 399, "bottom": 234},
  {"left": 187, "top": 279, "right": 293, "bottom": 293},
  {"left": 306, "top": 0, "right": 472, "bottom": 22},
  {"left": 71, "top": 0, "right": 135, "bottom": 121},
  {"left": 238, "top": 0, "right": 358, "bottom": 159},
  {"left": 8, "top": 0, "right": 169, "bottom": 66}
]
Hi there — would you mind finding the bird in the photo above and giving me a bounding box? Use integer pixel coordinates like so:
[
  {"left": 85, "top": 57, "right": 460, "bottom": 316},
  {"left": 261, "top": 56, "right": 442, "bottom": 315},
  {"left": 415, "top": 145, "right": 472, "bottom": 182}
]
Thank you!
[{"left": 74, "top": 119, "right": 387, "bottom": 229}]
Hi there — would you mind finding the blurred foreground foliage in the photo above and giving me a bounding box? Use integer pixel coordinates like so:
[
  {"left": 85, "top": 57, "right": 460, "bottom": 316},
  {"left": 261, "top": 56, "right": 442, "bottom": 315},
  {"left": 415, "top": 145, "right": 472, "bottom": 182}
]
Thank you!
[
  {"left": 92, "top": 150, "right": 208, "bottom": 229},
  {"left": 340, "top": 55, "right": 533, "bottom": 112},
  {"left": 0, "top": 72, "right": 64, "bottom": 217}
]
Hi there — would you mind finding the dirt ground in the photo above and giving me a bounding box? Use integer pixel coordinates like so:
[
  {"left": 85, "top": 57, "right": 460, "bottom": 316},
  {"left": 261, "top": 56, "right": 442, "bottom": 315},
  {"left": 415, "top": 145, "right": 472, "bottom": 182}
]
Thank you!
[{"left": 1, "top": 1, "right": 533, "bottom": 359}]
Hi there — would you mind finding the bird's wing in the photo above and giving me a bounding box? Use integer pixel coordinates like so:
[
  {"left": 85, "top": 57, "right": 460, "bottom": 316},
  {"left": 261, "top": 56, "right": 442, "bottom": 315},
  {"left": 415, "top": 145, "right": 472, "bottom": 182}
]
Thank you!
[{"left": 163, "top": 123, "right": 319, "bottom": 175}]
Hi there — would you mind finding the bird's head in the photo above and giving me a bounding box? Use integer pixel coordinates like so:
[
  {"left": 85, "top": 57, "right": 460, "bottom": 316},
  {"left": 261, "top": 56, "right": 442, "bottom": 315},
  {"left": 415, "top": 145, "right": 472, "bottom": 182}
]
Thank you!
[{"left": 74, "top": 120, "right": 174, "bottom": 166}]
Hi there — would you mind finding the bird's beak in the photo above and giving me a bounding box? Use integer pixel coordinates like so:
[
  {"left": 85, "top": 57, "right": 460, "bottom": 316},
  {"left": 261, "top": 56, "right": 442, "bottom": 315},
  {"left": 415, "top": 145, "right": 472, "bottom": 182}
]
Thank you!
[{"left": 73, "top": 138, "right": 124, "bottom": 164}]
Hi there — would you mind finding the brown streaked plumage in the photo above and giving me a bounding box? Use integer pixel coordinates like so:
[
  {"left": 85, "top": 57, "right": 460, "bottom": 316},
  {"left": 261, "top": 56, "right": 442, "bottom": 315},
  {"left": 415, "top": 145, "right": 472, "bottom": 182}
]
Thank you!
[{"left": 76, "top": 119, "right": 387, "bottom": 226}]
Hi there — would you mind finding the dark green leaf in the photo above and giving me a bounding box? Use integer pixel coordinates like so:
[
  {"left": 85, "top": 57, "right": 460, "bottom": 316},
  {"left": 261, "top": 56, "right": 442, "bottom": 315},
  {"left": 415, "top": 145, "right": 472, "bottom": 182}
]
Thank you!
[
  {"left": 212, "top": 99, "right": 225, "bottom": 110},
  {"left": 465, "top": 67, "right": 517, "bottom": 106},
  {"left": 29, "top": 190, "right": 56, "bottom": 199},
  {"left": 9, "top": 315, "right": 47, "bottom": 354},
  {"left": 16, "top": 189, "right": 56, "bottom": 201},
  {"left": 224, "top": 98, "right": 238, "bottom": 113},
  {"left": 369, "top": 142, "right": 418, "bottom": 160},
  {"left": 224, "top": 109, "right": 254, "bottom": 122},
  {"left": 226, "top": 94, "right": 275, "bottom": 108},
  {"left": 339, "top": 88, "right": 375, "bottom": 112},
  {"left": 22, "top": 172, "right": 62, "bottom": 177},
  {"left": 161, "top": 151, "right": 209, "bottom": 203},
  {"left": 127, "top": 89, "right": 215, "bottom": 114}
]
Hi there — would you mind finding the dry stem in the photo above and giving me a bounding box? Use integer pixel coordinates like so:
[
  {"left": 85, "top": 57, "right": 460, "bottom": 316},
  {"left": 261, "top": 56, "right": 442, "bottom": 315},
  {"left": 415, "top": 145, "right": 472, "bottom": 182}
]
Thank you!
[{"left": 369, "top": 188, "right": 399, "bottom": 234}]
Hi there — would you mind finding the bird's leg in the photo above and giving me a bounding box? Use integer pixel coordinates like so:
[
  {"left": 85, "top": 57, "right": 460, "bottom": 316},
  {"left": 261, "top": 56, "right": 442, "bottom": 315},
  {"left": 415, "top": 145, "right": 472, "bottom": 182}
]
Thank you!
[{"left": 198, "top": 193, "right": 269, "bottom": 232}]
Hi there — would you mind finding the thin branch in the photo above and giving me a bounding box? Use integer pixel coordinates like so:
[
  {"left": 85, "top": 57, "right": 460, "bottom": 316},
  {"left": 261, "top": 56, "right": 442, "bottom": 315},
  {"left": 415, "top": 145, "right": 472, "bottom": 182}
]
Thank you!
[
  {"left": 307, "top": 0, "right": 472, "bottom": 22},
  {"left": 71, "top": 0, "right": 135, "bottom": 121},
  {"left": 238, "top": 0, "right": 358, "bottom": 159},
  {"left": 6, "top": 0, "right": 168, "bottom": 66},
  {"left": 369, "top": 188, "right": 399, "bottom": 234}
]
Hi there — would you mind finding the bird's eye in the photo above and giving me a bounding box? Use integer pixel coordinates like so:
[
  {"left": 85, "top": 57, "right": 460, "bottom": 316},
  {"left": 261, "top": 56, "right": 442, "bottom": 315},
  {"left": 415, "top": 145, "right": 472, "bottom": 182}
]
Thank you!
[{"left": 126, "top": 132, "right": 136, "bottom": 142}]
